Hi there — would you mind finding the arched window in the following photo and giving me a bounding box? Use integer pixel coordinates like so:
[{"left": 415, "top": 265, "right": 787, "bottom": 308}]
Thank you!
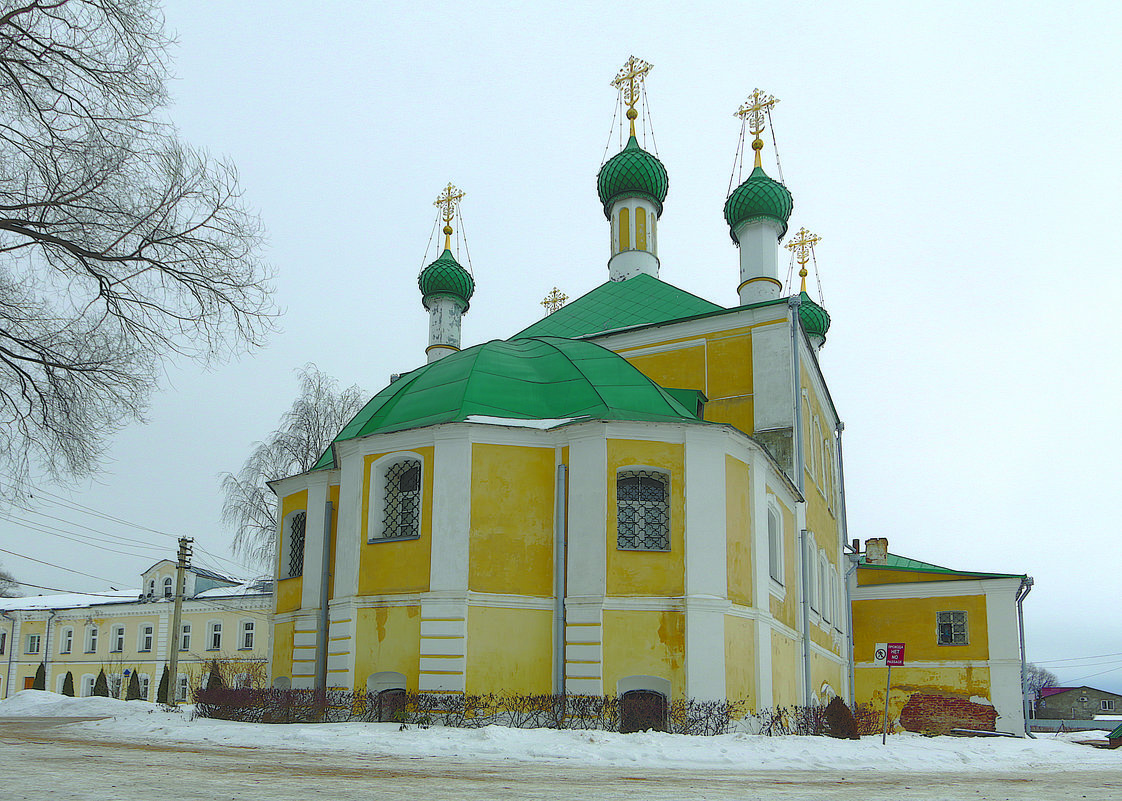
[
  {"left": 635, "top": 206, "right": 647, "bottom": 250},
  {"left": 147, "top": 579, "right": 155, "bottom": 597},
  {"left": 285, "top": 510, "right": 306, "bottom": 578},
  {"left": 59, "top": 627, "right": 73, "bottom": 654},
  {"left": 163, "top": 576, "right": 174, "bottom": 598},
  {"left": 618, "top": 207, "right": 630, "bottom": 250},
  {"left": 372, "top": 457, "right": 422, "bottom": 541},
  {"left": 620, "top": 689, "right": 667, "bottom": 733},
  {"left": 616, "top": 470, "right": 670, "bottom": 551},
  {"left": 84, "top": 625, "right": 98, "bottom": 654},
  {"left": 207, "top": 620, "right": 222, "bottom": 651},
  {"left": 768, "top": 504, "right": 783, "bottom": 584}
]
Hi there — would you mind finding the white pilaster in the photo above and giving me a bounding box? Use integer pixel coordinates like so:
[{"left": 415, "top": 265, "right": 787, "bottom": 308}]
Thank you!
[
  {"left": 735, "top": 218, "right": 784, "bottom": 305},
  {"left": 333, "top": 444, "right": 364, "bottom": 600},
  {"left": 985, "top": 580, "right": 1026, "bottom": 734},
  {"left": 429, "top": 431, "right": 472, "bottom": 592},
  {"left": 299, "top": 473, "right": 331, "bottom": 611}
]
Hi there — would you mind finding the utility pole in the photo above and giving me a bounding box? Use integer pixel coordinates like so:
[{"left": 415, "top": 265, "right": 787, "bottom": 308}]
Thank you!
[{"left": 166, "top": 537, "right": 192, "bottom": 705}]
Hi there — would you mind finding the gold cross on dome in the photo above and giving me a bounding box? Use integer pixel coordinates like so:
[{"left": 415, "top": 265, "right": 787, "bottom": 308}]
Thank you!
[
  {"left": 434, "top": 183, "right": 465, "bottom": 249},
  {"left": 735, "top": 88, "right": 779, "bottom": 138},
  {"left": 786, "top": 227, "right": 821, "bottom": 292},
  {"left": 612, "top": 56, "right": 653, "bottom": 111},
  {"left": 541, "top": 287, "right": 568, "bottom": 314}
]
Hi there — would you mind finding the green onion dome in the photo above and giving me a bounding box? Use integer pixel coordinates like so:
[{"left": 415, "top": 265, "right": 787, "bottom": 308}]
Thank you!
[
  {"left": 596, "top": 135, "right": 669, "bottom": 219},
  {"left": 798, "top": 291, "right": 830, "bottom": 339},
  {"left": 418, "top": 249, "right": 474, "bottom": 310},
  {"left": 723, "top": 165, "right": 793, "bottom": 243}
]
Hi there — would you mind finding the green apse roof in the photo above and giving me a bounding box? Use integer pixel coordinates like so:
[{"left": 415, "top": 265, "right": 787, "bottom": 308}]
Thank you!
[
  {"left": 596, "top": 135, "right": 669, "bottom": 219},
  {"left": 515, "top": 274, "right": 723, "bottom": 339},
  {"left": 418, "top": 249, "right": 475, "bottom": 309},
  {"left": 723, "top": 165, "right": 793, "bottom": 242},
  {"left": 798, "top": 292, "right": 830, "bottom": 339},
  {"left": 313, "top": 336, "right": 700, "bottom": 468},
  {"left": 858, "top": 552, "right": 1024, "bottom": 580}
]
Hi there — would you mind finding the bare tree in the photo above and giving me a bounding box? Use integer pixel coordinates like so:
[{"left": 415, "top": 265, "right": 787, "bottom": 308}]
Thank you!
[
  {"left": 0, "top": 560, "right": 19, "bottom": 597},
  {"left": 0, "top": 0, "right": 274, "bottom": 498},
  {"left": 222, "top": 365, "right": 365, "bottom": 566},
  {"left": 1024, "top": 662, "right": 1059, "bottom": 697}
]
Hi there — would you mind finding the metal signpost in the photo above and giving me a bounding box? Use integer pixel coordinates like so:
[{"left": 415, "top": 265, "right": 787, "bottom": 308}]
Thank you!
[{"left": 875, "top": 642, "right": 905, "bottom": 744}]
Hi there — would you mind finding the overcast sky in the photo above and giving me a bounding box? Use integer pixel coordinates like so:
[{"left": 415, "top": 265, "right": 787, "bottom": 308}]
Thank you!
[{"left": 2, "top": 1, "right": 1120, "bottom": 691}]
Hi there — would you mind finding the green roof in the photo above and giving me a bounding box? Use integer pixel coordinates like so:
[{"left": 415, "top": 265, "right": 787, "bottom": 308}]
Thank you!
[
  {"left": 596, "top": 135, "right": 669, "bottom": 219},
  {"left": 859, "top": 552, "right": 1024, "bottom": 580},
  {"left": 313, "top": 336, "right": 701, "bottom": 468},
  {"left": 798, "top": 291, "right": 830, "bottom": 338},
  {"left": 515, "top": 274, "right": 723, "bottom": 339},
  {"left": 419, "top": 249, "right": 475, "bottom": 308},
  {"left": 723, "top": 165, "right": 793, "bottom": 242}
]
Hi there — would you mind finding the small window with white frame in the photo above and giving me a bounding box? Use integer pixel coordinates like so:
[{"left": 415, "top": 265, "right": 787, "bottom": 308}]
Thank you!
[
  {"left": 818, "top": 552, "right": 830, "bottom": 624},
  {"left": 371, "top": 455, "right": 423, "bottom": 541},
  {"left": 768, "top": 503, "right": 784, "bottom": 586},
  {"left": 180, "top": 623, "right": 191, "bottom": 651},
  {"left": 240, "top": 620, "right": 255, "bottom": 650},
  {"left": 26, "top": 633, "right": 40, "bottom": 654},
  {"left": 111, "top": 625, "right": 125, "bottom": 653},
  {"left": 139, "top": 624, "right": 154, "bottom": 652},
  {"left": 163, "top": 576, "right": 173, "bottom": 598},
  {"left": 139, "top": 674, "right": 150, "bottom": 701},
  {"left": 85, "top": 625, "right": 98, "bottom": 653},
  {"left": 81, "top": 674, "right": 95, "bottom": 697},
  {"left": 616, "top": 469, "right": 671, "bottom": 551},
  {"left": 1103, "top": 699, "right": 1116, "bottom": 711},
  {"left": 207, "top": 621, "right": 222, "bottom": 651},
  {"left": 176, "top": 673, "right": 189, "bottom": 702},
  {"left": 937, "top": 610, "right": 968, "bottom": 645},
  {"left": 284, "top": 510, "right": 307, "bottom": 578},
  {"left": 60, "top": 627, "right": 73, "bottom": 654},
  {"left": 0, "top": 630, "right": 6, "bottom": 654}
]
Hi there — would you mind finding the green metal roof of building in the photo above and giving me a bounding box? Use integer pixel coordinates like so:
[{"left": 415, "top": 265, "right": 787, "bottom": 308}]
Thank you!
[
  {"left": 515, "top": 274, "right": 723, "bottom": 339},
  {"left": 313, "top": 335, "right": 701, "bottom": 469},
  {"left": 723, "top": 165, "right": 793, "bottom": 242},
  {"left": 418, "top": 249, "right": 475, "bottom": 308},
  {"left": 859, "top": 552, "right": 1024, "bottom": 580},
  {"left": 596, "top": 135, "right": 669, "bottom": 219}
]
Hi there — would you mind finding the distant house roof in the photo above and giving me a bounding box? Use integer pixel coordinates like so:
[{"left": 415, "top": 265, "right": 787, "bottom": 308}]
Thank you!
[
  {"left": 191, "top": 566, "right": 238, "bottom": 584},
  {"left": 858, "top": 552, "right": 1024, "bottom": 580},
  {"left": 1039, "top": 685, "right": 1122, "bottom": 700}
]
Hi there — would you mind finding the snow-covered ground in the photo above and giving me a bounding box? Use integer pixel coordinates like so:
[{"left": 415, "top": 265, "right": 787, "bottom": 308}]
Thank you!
[{"left": 2, "top": 690, "right": 1118, "bottom": 774}]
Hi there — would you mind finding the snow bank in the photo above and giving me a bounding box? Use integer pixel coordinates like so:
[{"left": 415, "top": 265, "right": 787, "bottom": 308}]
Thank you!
[{"left": 3, "top": 691, "right": 1118, "bottom": 773}]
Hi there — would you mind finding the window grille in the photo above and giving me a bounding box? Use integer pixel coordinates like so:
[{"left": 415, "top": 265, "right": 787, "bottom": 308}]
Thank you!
[
  {"left": 288, "top": 511, "right": 306, "bottom": 577},
  {"left": 936, "top": 610, "right": 968, "bottom": 645},
  {"left": 381, "top": 460, "right": 421, "bottom": 539},
  {"left": 616, "top": 470, "right": 670, "bottom": 551}
]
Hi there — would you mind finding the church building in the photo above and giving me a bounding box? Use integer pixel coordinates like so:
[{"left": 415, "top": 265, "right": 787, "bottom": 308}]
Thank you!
[{"left": 267, "top": 59, "right": 1026, "bottom": 733}]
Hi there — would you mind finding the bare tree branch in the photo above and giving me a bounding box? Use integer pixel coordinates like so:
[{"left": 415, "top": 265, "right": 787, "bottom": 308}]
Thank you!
[
  {"left": 0, "top": 0, "right": 275, "bottom": 498},
  {"left": 221, "top": 365, "right": 365, "bottom": 566}
]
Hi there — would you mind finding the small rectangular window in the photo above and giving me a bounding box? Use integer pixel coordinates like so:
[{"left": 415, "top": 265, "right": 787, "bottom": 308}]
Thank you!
[
  {"left": 768, "top": 508, "right": 783, "bottom": 584},
  {"left": 139, "top": 675, "right": 150, "bottom": 701},
  {"left": 240, "top": 621, "right": 254, "bottom": 650},
  {"left": 616, "top": 470, "right": 670, "bottom": 551},
  {"left": 26, "top": 634, "right": 41, "bottom": 654},
  {"left": 1103, "top": 699, "right": 1116, "bottom": 711},
  {"left": 209, "top": 622, "right": 222, "bottom": 651},
  {"left": 180, "top": 623, "right": 191, "bottom": 652},
  {"left": 86, "top": 627, "right": 98, "bottom": 653},
  {"left": 140, "top": 625, "right": 153, "bottom": 652},
  {"left": 176, "top": 674, "right": 189, "bottom": 702},
  {"left": 111, "top": 626, "right": 125, "bottom": 653},
  {"left": 60, "top": 629, "right": 73, "bottom": 654},
  {"left": 0, "top": 631, "right": 7, "bottom": 654},
  {"left": 937, "top": 610, "right": 968, "bottom": 645}
]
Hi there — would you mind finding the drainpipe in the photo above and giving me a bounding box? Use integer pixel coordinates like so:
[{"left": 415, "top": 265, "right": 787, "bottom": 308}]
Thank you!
[
  {"left": 553, "top": 464, "right": 568, "bottom": 695},
  {"left": 314, "top": 500, "right": 333, "bottom": 694},
  {"left": 1, "top": 611, "right": 13, "bottom": 699},
  {"left": 1016, "top": 576, "right": 1034, "bottom": 737},
  {"left": 844, "top": 547, "right": 859, "bottom": 707}
]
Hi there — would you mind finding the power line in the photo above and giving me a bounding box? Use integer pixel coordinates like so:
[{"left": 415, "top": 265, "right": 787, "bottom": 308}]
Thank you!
[
  {"left": 1035, "top": 651, "right": 1122, "bottom": 665},
  {"left": 0, "top": 545, "right": 123, "bottom": 584}
]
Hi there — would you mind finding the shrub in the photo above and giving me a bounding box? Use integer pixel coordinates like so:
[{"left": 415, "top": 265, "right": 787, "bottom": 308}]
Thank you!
[
  {"left": 126, "top": 671, "right": 141, "bottom": 701},
  {"left": 157, "top": 666, "right": 169, "bottom": 705},
  {"left": 205, "top": 660, "right": 225, "bottom": 691},
  {"left": 853, "top": 702, "right": 882, "bottom": 736},
  {"left": 824, "top": 696, "right": 859, "bottom": 739},
  {"left": 93, "top": 669, "right": 109, "bottom": 697},
  {"left": 32, "top": 662, "right": 45, "bottom": 690},
  {"left": 62, "top": 671, "right": 75, "bottom": 697}
]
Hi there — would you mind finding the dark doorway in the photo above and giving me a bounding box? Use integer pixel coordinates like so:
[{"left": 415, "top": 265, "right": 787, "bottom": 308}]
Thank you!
[
  {"left": 620, "top": 689, "right": 667, "bottom": 733},
  {"left": 376, "top": 688, "right": 406, "bottom": 723}
]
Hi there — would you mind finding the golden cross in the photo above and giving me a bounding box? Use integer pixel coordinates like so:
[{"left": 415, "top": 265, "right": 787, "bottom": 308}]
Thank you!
[
  {"left": 734, "top": 88, "right": 779, "bottom": 138},
  {"left": 541, "top": 287, "right": 568, "bottom": 314},
  {"left": 434, "top": 183, "right": 465, "bottom": 250},
  {"left": 612, "top": 56, "right": 652, "bottom": 137},
  {"left": 785, "top": 227, "right": 821, "bottom": 292}
]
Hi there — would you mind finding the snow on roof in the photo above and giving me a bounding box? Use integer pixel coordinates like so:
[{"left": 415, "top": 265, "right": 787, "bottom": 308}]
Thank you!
[
  {"left": 464, "top": 415, "right": 584, "bottom": 429},
  {"left": 192, "top": 579, "right": 272, "bottom": 599},
  {"left": 0, "top": 590, "right": 140, "bottom": 611}
]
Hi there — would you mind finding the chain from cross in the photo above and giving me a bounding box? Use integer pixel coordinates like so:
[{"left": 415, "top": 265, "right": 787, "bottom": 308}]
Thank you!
[
  {"left": 735, "top": 88, "right": 779, "bottom": 138},
  {"left": 434, "top": 183, "right": 466, "bottom": 225},
  {"left": 541, "top": 287, "right": 568, "bottom": 314},
  {"left": 785, "top": 226, "right": 821, "bottom": 266},
  {"left": 612, "top": 56, "right": 652, "bottom": 110}
]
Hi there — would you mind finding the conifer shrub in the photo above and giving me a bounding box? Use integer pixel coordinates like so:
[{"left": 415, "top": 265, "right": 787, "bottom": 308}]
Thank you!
[
  {"left": 32, "top": 662, "right": 45, "bottom": 690},
  {"left": 824, "top": 695, "right": 860, "bottom": 739},
  {"left": 93, "top": 669, "right": 109, "bottom": 697},
  {"left": 126, "top": 671, "right": 141, "bottom": 700},
  {"left": 62, "top": 671, "right": 75, "bottom": 697},
  {"left": 206, "top": 659, "right": 225, "bottom": 691},
  {"left": 157, "top": 666, "right": 170, "bottom": 704}
]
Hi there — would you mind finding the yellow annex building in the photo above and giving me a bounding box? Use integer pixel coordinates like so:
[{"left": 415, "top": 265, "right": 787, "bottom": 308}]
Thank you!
[
  {"left": 0, "top": 561, "right": 271, "bottom": 701},
  {"left": 267, "top": 64, "right": 1030, "bottom": 733}
]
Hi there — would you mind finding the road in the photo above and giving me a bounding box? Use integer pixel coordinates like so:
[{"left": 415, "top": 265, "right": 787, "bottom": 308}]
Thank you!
[{"left": 1, "top": 718, "right": 1120, "bottom": 800}]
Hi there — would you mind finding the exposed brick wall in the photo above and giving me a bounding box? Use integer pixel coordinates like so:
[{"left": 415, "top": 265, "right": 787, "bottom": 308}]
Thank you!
[{"left": 899, "top": 692, "right": 997, "bottom": 733}]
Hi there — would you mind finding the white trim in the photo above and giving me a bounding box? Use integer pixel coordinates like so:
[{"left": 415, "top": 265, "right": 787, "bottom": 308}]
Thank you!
[{"left": 852, "top": 576, "right": 1023, "bottom": 601}]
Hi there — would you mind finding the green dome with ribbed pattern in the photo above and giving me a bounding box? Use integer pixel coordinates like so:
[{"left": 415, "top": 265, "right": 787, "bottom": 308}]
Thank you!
[
  {"left": 596, "top": 135, "right": 669, "bottom": 219},
  {"left": 798, "top": 291, "right": 830, "bottom": 339},
  {"left": 723, "top": 165, "right": 793, "bottom": 242},
  {"left": 418, "top": 249, "right": 474, "bottom": 309}
]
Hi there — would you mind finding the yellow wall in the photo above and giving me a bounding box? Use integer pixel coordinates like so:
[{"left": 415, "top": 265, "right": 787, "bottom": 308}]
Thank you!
[
  {"left": 275, "top": 489, "right": 309, "bottom": 607},
  {"left": 770, "top": 632, "right": 799, "bottom": 706},
  {"left": 606, "top": 439, "right": 685, "bottom": 597},
  {"left": 857, "top": 665, "right": 992, "bottom": 724},
  {"left": 625, "top": 346, "right": 706, "bottom": 398},
  {"left": 354, "top": 605, "right": 421, "bottom": 691},
  {"left": 852, "top": 595, "right": 989, "bottom": 662},
  {"left": 724, "top": 615, "right": 756, "bottom": 704},
  {"left": 725, "top": 455, "right": 752, "bottom": 605},
  {"left": 858, "top": 568, "right": 987, "bottom": 586},
  {"left": 470, "top": 444, "right": 554, "bottom": 596},
  {"left": 602, "top": 609, "right": 685, "bottom": 698},
  {"left": 271, "top": 620, "right": 294, "bottom": 683},
  {"left": 811, "top": 650, "right": 844, "bottom": 700},
  {"left": 276, "top": 577, "right": 302, "bottom": 614},
  {"left": 466, "top": 606, "right": 552, "bottom": 694},
  {"left": 358, "top": 447, "right": 434, "bottom": 596}
]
